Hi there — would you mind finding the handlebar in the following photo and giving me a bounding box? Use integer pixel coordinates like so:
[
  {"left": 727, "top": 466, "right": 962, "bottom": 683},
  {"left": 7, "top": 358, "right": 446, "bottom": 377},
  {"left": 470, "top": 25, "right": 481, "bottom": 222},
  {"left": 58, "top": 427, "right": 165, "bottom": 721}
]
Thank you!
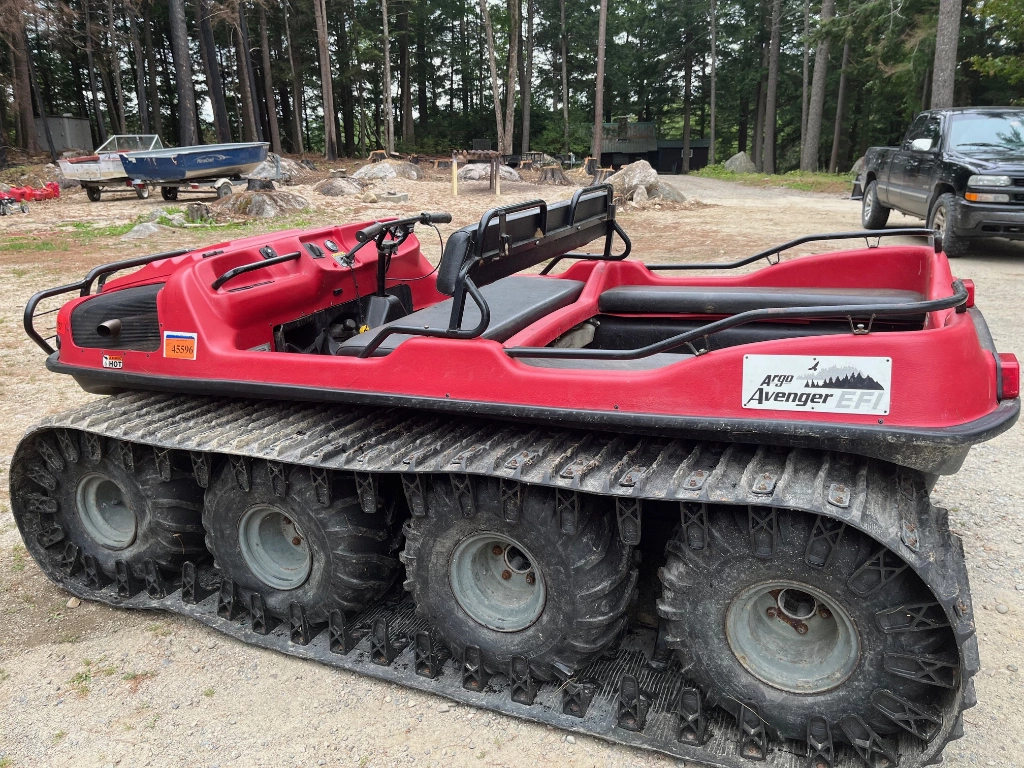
[{"left": 355, "top": 212, "right": 452, "bottom": 243}]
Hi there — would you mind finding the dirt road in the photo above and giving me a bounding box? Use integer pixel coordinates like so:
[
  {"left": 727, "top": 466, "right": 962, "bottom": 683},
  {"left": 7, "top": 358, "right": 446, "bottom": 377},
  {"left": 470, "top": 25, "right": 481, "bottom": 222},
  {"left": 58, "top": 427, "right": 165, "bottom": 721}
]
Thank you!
[{"left": 1, "top": 173, "right": 1021, "bottom": 768}]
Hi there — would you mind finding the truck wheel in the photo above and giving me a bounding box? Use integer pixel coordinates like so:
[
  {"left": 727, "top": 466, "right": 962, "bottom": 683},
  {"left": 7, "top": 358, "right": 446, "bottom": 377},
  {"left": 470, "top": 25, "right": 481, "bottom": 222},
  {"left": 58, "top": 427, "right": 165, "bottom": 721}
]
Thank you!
[
  {"left": 658, "top": 506, "right": 960, "bottom": 745},
  {"left": 203, "top": 461, "right": 400, "bottom": 622},
  {"left": 401, "top": 477, "right": 636, "bottom": 681},
  {"left": 17, "top": 431, "right": 206, "bottom": 581},
  {"left": 929, "top": 193, "right": 970, "bottom": 258},
  {"left": 86, "top": 186, "right": 101, "bottom": 202},
  {"left": 861, "top": 180, "right": 890, "bottom": 229}
]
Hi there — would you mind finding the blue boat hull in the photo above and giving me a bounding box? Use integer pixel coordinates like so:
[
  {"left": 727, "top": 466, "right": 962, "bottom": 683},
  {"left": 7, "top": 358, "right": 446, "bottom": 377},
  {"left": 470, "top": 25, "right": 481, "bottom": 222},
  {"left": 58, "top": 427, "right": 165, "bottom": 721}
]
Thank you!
[{"left": 120, "top": 143, "right": 269, "bottom": 182}]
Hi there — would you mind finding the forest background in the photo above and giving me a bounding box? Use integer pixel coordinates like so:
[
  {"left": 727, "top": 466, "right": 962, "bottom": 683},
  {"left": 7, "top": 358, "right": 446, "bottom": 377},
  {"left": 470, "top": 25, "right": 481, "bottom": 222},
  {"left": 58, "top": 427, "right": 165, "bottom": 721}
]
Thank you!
[{"left": 1, "top": 0, "right": 1022, "bottom": 175}]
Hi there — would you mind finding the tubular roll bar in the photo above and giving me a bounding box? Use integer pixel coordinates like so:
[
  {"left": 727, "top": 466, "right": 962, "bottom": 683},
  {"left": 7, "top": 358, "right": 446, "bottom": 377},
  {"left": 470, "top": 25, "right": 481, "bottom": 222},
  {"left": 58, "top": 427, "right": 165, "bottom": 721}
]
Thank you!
[
  {"left": 644, "top": 228, "right": 938, "bottom": 270},
  {"left": 24, "top": 248, "right": 189, "bottom": 355},
  {"left": 506, "top": 280, "right": 969, "bottom": 361}
]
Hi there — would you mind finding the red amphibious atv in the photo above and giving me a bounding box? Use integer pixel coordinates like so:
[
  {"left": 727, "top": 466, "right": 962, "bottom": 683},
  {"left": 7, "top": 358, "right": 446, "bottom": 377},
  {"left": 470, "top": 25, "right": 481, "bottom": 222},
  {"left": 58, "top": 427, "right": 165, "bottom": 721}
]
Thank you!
[{"left": 14, "top": 184, "right": 1019, "bottom": 767}]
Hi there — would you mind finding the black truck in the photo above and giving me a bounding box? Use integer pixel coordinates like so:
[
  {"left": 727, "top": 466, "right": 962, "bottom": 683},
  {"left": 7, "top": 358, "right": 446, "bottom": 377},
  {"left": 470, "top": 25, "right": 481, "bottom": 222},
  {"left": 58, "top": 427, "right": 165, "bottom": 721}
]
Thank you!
[{"left": 854, "top": 107, "right": 1024, "bottom": 256}]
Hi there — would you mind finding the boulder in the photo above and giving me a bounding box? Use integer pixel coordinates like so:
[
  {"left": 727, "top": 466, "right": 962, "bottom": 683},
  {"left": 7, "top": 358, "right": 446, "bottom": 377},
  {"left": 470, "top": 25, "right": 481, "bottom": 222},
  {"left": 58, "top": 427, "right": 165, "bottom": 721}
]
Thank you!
[
  {"left": 850, "top": 156, "right": 865, "bottom": 175},
  {"left": 724, "top": 152, "right": 756, "bottom": 174},
  {"left": 605, "top": 160, "right": 659, "bottom": 199},
  {"left": 247, "top": 178, "right": 276, "bottom": 191},
  {"left": 352, "top": 160, "right": 422, "bottom": 181},
  {"left": 214, "top": 190, "right": 308, "bottom": 218},
  {"left": 185, "top": 202, "right": 213, "bottom": 223},
  {"left": 120, "top": 222, "right": 172, "bottom": 241},
  {"left": 361, "top": 192, "right": 379, "bottom": 204},
  {"left": 248, "top": 155, "right": 310, "bottom": 182},
  {"left": 652, "top": 182, "right": 687, "bottom": 203},
  {"left": 316, "top": 177, "right": 362, "bottom": 197},
  {"left": 632, "top": 185, "right": 648, "bottom": 204},
  {"left": 457, "top": 164, "right": 520, "bottom": 182}
]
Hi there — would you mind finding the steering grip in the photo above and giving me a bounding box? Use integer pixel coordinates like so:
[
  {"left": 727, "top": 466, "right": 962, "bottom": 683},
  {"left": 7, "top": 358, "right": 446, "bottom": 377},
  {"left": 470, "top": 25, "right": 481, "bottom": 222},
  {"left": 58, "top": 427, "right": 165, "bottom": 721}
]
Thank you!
[
  {"left": 422, "top": 212, "right": 452, "bottom": 224},
  {"left": 355, "top": 212, "right": 452, "bottom": 243}
]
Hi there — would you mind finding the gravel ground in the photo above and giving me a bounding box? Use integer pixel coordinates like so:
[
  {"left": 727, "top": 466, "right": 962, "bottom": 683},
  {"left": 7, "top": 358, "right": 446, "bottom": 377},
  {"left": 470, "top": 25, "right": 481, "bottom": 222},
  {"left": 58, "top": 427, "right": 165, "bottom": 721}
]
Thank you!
[{"left": 0, "top": 173, "right": 1022, "bottom": 768}]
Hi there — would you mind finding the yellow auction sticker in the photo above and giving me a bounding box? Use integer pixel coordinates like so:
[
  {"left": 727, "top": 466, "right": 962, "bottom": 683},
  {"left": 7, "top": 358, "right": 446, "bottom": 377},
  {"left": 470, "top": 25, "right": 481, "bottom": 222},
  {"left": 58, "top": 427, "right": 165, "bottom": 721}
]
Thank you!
[{"left": 163, "top": 331, "right": 198, "bottom": 360}]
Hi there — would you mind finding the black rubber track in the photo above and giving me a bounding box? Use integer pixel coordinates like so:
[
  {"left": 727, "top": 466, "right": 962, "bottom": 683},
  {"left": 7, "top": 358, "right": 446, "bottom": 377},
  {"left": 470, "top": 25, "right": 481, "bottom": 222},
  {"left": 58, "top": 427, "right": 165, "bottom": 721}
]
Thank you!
[
  {"left": 203, "top": 459, "right": 401, "bottom": 623},
  {"left": 16, "top": 430, "right": 206, "bottom": 579},
  {"left": 400, "top": 475, "right": 637, "bottom": 681},
  {"left": 657, "top": 505, "right": 962, "bottom": 750}
]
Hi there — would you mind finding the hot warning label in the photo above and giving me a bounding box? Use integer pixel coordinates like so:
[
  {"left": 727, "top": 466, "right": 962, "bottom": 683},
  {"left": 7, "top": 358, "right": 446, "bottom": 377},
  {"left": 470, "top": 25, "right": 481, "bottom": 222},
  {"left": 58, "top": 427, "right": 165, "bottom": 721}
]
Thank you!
[{"left": 741, "top": 355, "right": 891, "bottom": 415}]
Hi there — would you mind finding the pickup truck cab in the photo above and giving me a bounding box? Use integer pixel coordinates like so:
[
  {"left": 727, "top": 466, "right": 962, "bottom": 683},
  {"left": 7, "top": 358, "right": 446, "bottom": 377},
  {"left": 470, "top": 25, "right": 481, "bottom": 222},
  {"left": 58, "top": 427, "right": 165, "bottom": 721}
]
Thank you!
[{"left": 855, "top": 107, "right": 1024, "bottom": 256}]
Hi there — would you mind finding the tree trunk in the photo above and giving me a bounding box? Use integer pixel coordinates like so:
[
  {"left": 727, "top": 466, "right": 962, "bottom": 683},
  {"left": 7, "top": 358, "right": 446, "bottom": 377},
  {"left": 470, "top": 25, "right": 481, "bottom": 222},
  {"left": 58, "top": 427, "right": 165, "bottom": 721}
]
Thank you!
[
  {"left": 520, "top": 0, "right": 533, "bottom": 154},
  {"left": 416, "top": 4, "right": 428, "bottom": 127},
  {"left": 10, "top": 20, "right": 39, "bottom": 152},
  {"left": 313, "top": 0, "right": 338, "bottom": 158},
  {"left": 590, "top": 0, "right": 608, "bottom": 161},
  {"left": 502, "top": 0, "right": 519, "bottom": 155},
  {"left": 238, "top": 3, "right": 265, "bottom": 142},
  {"left": 559, "top": 0, "right": 569, "bottom": 154},
  {"left": 921, "top": 66, "right": 932, "bottom": 111},
  {"left": 84, "top": 0, "right": 108, "bottom": 144},
  {"left": 283, "top": 0, "right": 304, "bottom": 153},
  {"left": 106, "top": 0, "right": 126, "bottom": 133},
  {"left": 167, "top": 0, "right": 198, "bottom": 145},
  {"left": 127, "top": 11, "right": 150, "bottom": 134},
  {"left": 682, "top": 33, "right": 692, "bottom": 173},
  {"left": 709, "top": 0, "right": 716, "bottom": 164},
  {"left": 479, "top": 0, "right": 504, "bottom": 151},
  {"left": 234, "top": 30, "right": 258, "bottom": 141},
  {"left": 259, "top": 4, "right": 282, "bottom": 153},
  {"left": 142, "top": 0, "right": 162, "bottom": 137},
  {"left": 828, "top": 34, "right": 850, "bottom": 174},
  {"left": 196, "top": 0, "right": 231, "bottom": 141},
  {"left": 800, "top": 0, "right": 809, "bottom": 145},
  {"left": 24, "top": 28, "right": 56, "bottom": 159},
  {"left": 339, "top": 0, "right": 356, "bottom": 156},
  {"left": 752, "top": 45, "right": 766, "bottom": 171},
  {"left": 381, "top": 0, "right": 395, "bottom": 153},
  {"left": 800, "top": 0, "right": 835, "bottom": 172},
  {"left": 763, "top": 0, "right": 782, "bottom": 174},
  {"left": 738, "top": 93, "right": 748, "bottom": 155},
  {"left": 931, "top": 0, "right": 961, "bottom": 108},
  {"left": 398, "top": 5, "right": 413, "bottom": 144}
]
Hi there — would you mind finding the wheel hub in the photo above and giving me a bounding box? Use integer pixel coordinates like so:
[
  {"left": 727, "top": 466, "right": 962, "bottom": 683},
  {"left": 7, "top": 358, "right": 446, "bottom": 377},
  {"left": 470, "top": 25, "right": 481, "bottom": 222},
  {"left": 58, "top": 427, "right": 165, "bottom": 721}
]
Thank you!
[
  {"left": 75, "top": 473, "right": 137, "bottom": 550},
  {"left": 726, "top": 580, "right": 860, "bottom": 694},
  {"left": 449, "top": 532, "right": 546, "bottom": 632},
  {"left": 237, "top": 505, "right": 312, "bottom": 590}
]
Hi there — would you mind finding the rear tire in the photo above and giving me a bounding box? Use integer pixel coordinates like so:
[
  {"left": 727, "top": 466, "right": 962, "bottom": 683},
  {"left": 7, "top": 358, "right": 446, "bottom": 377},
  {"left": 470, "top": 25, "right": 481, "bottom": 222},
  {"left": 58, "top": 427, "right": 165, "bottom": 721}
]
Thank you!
[
  {"left": 657, "top": 505, "right": 960, "bottom": 744},
  {"left": 861, "top": 180, "right": 890, "bottom": 229},
  {"left": 929, "top": 193, "right": 971, "bottom": 258},
  {"left": 135, "top": 185, "right": 150, "bottom": 200},
  {"left": 401, "top": 477, "right": 636, "bottom": 680},
  {"left": 161, "top": 186, "right": 178, "bottom": 201},
  {"left": 20, "top": 432, "right": 206, "bottom": 580},
  {"left": 85, "top": 186, "right": 101, "bottom": 202},
  {"left": 203, "top": 461, "right": 400, "bottom": 622},
  {"left": 216, "top": 183, "right": 232, "bottom": 199}
]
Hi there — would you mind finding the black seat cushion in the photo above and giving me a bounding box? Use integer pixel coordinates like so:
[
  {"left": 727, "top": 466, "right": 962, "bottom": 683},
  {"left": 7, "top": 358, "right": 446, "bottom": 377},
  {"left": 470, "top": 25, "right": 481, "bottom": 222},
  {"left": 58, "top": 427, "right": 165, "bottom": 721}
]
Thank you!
[
  {"left": 338, "top": 276, "right": 585, "bottom": 355},
  {"left": 598, "top": 285, "right": 925, "bottom": 315}
]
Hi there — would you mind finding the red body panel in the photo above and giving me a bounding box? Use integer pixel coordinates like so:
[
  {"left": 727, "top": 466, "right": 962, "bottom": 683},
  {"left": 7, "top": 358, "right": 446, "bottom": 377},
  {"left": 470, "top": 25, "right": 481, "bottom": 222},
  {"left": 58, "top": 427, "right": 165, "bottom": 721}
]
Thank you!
[{"left": 52, "top": 222, "right": 1007, "bottom": 433}]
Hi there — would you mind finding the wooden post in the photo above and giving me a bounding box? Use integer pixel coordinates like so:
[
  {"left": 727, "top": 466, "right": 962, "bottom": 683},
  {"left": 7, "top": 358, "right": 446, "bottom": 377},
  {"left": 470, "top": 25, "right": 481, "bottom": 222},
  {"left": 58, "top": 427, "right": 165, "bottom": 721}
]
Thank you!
[
  {"left": 452, "top": 153, "right": 458, "bottom": 197},
  {"left": 494, "top": 157, "right": 501, "bottom": 196}
]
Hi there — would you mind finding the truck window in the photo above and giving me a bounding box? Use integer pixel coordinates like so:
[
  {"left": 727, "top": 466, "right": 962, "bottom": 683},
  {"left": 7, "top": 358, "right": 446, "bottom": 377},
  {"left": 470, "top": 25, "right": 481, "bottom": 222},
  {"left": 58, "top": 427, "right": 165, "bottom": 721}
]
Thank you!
[
  {"left": 904, "top": 115, "right": 941, "bottom": 152},
  {"left": 949, "top": 112, "right": 1024, "bottom": 155}
]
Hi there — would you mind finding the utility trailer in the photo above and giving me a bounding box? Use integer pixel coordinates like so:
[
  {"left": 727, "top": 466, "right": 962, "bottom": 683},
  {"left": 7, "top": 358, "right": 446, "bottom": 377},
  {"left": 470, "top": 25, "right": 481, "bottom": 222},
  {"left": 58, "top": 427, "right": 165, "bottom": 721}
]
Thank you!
[{"left": 15, "top": 186, "right": 1020, "bottom": 767}]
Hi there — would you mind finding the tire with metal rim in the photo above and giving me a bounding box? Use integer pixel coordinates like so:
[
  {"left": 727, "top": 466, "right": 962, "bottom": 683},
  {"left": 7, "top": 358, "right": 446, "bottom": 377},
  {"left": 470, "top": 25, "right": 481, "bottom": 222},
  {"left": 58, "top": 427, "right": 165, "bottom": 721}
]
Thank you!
[
  {"left": 19, "top": 431, "right": 206, "bottom": 580},
  {"left": 929, "top": 193, "right": 971, "bottom": 258},
  {"left": 861, "top": 180, "right": 890, "bottom": 229},
  {"left": 401, "top": 476, "right": 637, "bottom": 680},
  {"left": 135, "top": 185, "right": 150, "bottom": 200},
  {"left": 202, "top": 460, "right": 401, "bottom": 622},
  {"left": 657, "top": 505, "right": 961, "bottom": 749}
]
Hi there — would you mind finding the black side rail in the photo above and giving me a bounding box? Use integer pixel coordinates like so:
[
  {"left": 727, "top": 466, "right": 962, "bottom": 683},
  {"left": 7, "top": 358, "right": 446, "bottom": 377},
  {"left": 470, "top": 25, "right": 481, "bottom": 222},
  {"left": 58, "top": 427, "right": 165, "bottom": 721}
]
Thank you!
[
  {"left": 24, "top": 248, "right": 189, "bottom": 355},
  {"left": 355, "top": 277, "right": 491, "bottom": 358},
  {"left": 211, "top": 251, "right": 301, "bottom": 290},
  {"left": 645, "top": 228, "right": 937, "bottom": 271},
  {"left": 506, "top": 280, "right": 969, "bottom": 361}
]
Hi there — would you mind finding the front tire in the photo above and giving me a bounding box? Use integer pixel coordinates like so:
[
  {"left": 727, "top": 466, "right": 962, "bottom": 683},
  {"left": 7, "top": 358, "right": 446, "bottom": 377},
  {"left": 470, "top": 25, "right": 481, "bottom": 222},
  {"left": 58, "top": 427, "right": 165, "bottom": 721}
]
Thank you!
[
  {"left": 657, "top": 506, "right": 960, "bottom": 744},
  {"left": 401, "top": 477, "right": 636, "bottom": 680},
  {"left": 203, "top": 461, "right": 400, "bottom": 622},
  {"left": 861, "top": 180, "right": 890, "bottom": 229},
  {"left": 929, "top": 193, "right": 971, "bottom": 258}
]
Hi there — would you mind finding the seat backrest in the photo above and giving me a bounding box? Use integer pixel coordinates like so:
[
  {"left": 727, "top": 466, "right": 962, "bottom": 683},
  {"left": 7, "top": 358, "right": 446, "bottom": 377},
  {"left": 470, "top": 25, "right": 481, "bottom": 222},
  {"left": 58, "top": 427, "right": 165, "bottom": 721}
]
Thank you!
[{"left": 435, "top": 184, "right": 616, "bottom": 297}]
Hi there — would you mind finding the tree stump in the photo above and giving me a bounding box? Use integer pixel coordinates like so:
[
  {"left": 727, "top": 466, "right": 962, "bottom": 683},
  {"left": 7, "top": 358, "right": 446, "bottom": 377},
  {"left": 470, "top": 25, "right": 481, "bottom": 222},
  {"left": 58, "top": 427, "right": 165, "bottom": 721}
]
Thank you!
[
  {"left": 539, "top": 164, "right": 571, "bottom": 185},
  {"left": 368, "top": 150, "right": 387, "bottom": 163},
  {"left": 593, "top": 168, "right": 614, "bottom": 184}
]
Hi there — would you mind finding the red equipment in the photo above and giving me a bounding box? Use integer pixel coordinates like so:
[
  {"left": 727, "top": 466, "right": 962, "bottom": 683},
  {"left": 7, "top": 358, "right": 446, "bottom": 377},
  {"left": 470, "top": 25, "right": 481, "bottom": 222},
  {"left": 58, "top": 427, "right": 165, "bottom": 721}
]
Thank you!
[{"left": 13, "top": 185, "right": 1018, "bottom": 767}]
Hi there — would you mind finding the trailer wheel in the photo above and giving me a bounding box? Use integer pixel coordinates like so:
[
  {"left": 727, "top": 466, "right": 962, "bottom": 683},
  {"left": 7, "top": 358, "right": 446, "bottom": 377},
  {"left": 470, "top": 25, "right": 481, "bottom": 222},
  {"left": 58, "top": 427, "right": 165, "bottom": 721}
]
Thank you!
[
  {"left": 861, "top": 180, "right": 890, "bottom": 229},
  {"left": 161, "top": 186, "right": 178, "bottom": 201},
  {"left": 929, "top": 193, "right": 970, "bottom": 258},
  {"left": 401, "top": 477, "right": 636, "bottom": 680},
  {"left": 86, "top": 186, "right": 101, "bottom": 202},
  {"left": 19, "top": 432, "right": 206, "bottom": 580},
  {"left": 657, "top": 506, "right": 960, "bottom": 744},
  {"left": 135, "top": 185, "right": 150, "bottom": 200},
  {"left": 203, "top": 461, "right": 400, "bottom": 622},
  {"left": 216, "top": 183, "right": 232, "bottom": 199}
]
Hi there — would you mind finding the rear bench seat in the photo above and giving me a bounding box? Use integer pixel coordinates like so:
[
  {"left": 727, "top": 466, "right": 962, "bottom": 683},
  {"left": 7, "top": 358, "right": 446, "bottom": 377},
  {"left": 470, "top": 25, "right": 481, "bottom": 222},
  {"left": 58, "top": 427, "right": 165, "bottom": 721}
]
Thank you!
[
  {"left": 337, "top": 276, "right": 585, "bottom": 356},
  {"left": 598, "top": 285, "right": 925, "bottom": 314}
]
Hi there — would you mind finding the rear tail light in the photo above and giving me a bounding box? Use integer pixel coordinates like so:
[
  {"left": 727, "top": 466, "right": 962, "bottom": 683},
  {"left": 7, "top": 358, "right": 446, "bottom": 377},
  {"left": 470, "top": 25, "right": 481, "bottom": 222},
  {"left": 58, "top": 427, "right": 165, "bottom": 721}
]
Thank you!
[
  {"left": 1000, "top": 353, "right": 1020, "bottom": 400},
  {"left": 961, "top": 279, "right": 975, "bottom": 308}
]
